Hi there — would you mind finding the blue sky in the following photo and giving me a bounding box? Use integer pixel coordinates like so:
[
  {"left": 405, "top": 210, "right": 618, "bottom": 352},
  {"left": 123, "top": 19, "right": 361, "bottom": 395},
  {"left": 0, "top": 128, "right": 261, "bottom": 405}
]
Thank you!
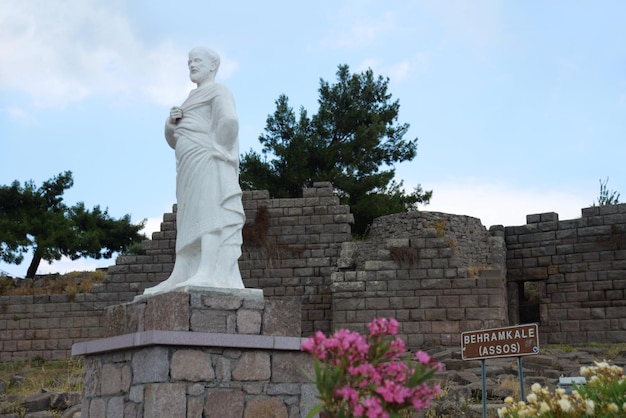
[{"left": 1, "top": 0, "right": 625, "bottom": 277}]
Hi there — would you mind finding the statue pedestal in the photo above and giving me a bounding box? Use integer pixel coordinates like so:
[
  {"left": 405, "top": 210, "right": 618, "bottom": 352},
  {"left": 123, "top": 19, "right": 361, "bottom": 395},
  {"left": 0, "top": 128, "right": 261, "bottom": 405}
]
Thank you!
[{"left": 72, "top": 289, "right": 318, "bottom": 418}]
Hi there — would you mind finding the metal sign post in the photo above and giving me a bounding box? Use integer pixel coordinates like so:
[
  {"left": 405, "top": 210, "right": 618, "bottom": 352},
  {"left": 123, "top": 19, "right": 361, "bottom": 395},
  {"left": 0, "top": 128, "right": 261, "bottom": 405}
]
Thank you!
[
  {"left": 461, "top": 324, "right": 540, "bottom": 418},
  {"left": 481, "top": 359, "right": 487, "bottom": 418}
]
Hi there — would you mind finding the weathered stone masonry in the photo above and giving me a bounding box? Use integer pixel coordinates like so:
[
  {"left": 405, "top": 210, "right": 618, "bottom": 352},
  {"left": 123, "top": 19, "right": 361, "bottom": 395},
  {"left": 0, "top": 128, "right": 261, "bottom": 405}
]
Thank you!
[
  {"left": 330, "top": 211, "right": 508, "bottom": 348},
  {"left": 506, "top": 205, "right": 626, "bottom": 345},
  {"left": 1, "top": 183, "right": 626, "bottom": 361},
  {"left": 73, "top": 290, "right": 316, "bottom": 418},
  {"left": 0, "top": 182, "right": 353, "bottom": 361}
]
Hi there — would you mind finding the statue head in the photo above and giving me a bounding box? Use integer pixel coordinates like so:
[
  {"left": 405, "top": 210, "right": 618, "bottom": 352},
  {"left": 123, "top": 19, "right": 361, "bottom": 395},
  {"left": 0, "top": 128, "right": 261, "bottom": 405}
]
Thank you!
[{"left": 188, "top": 47, "right": 220, "bottom": 86}]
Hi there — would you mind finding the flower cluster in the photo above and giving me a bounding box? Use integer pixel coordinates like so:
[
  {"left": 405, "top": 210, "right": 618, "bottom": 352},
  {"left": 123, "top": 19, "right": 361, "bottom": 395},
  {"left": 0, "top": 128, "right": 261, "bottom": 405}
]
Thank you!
[
  {"left": 498, "top": 360, "right": 626, "bottom": 417},
  {"left": 302, "top": 318, "right": 442, "bottom": 418}
]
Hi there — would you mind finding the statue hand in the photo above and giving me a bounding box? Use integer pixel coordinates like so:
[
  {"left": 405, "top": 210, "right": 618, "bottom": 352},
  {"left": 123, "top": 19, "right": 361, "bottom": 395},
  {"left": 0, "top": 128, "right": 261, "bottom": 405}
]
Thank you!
[{"left": 170, "top": 107, "right": 183, "bottom": 122}]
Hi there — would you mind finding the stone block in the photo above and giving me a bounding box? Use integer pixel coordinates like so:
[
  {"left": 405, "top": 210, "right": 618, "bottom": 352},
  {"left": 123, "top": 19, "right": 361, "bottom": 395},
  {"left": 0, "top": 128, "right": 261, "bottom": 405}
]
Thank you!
[
  {"left": 132, "top": 347, "right": 169, "bottom": 384},
  {"left": 237, "top": 309, "right": 262, "bottom": 334},
  {"left": 23, "top": 391, "right": 52, "bottom": 412},
  {"left": 330, "top": 282, "right": 365, "bottom": 292},
  {"left": 424, "top": 309, "right": 446, "bottom": 321},
  {"left": 431, "top": 321, "right": 460, "bottom": 334},
  {"left": 129, "top": 385, "right": 144, "bottom": 403},
  {"left": 126, "top": 302, "right": 146, "bottom": 334},
  {"left": 202, "top": 294, "right": 243, "bottom": 310},
  {"left": 107, "top": 395, "right": 124, "bottom": 418},
  {"left": 89, "top": 398, "right": 106, "bottom": 418},
  {"left": 438, "top": 296, "right": 459, "bottom": 308},
  {"left": 263, "top": 297, "right": 301, "bottom": 336},
  {"left": 446, "top": 308, "right": 465, "bottom": 321},
  {"left": 244, "top": 397, "right": 288, "bottom": 418},
  {"left": 83, "top": 358, "right": 102, "bottom": 397},
  {"left": 187, "top": 395, "right": 205, "bottom": 418},
  {"left": 144, "top": 383, "right": 186, "bottom": 418},
  {"left": 145, "top": 292, "right": 189, "bottom": 331},
  {"left": 567, "top": 308, "right": 590, "bottom": 320},
  {"left": 300, "top": 384, "right": 320, "bottom": 418},
  {"left": 101, "top": 363, "right": 123, "bottom": 395},
  {"left": 105, "top": 305, "right": 126, "bottom": 337},
  {"left": 271, "top": 352, "right": 314, "bottom": 383},
  {"left": 170, "top": 349, "right": 214, "bottom": 382},
  {"left": 215, "top": 357, "right": 231, "bottom": 382},
  {"left": 204, "top": 389, "right": 244, "bottom": 418},
  {"left": 232, "top": 352, "right": 271, "bottom": 381},
  {"left": 465, "top": 308, "right": 497, "bottom": 320},
  {"left": 190, "top": 310, "right": 229, "bottom": 333}
]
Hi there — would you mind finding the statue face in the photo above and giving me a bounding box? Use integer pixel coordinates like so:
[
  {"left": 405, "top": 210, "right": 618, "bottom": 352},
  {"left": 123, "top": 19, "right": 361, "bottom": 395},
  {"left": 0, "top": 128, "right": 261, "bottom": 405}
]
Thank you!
[{"left": 188, "top": 51, "right": 214, "bottom": 85}]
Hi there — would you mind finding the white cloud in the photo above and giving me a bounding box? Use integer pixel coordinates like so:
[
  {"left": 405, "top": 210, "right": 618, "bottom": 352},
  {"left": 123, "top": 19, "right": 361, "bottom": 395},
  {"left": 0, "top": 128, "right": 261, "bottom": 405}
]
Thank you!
[
  {"left": 141, "top": 45, "right": 240, "bottom": 107},
  {"left": 141, "top": 216, "right": 164, "bottom": 240},
  {"left": 386, "top": 61, "right": 411, "bottom": 82},
  {"left": 36, "top": 257, "right": 112, "bottom": 276},
  {"left": 421, "top": 178, "right": 589, "bottom": 228},
  {"left": 320, "top": 9, "right": 396, "bottom": 50},
  {"left": 358, "top": 60, "right": 411, "bottom": 82},
  {"left": 2, "top": 106, "right": 32, "bottom": 121},
  {"left": 0, "top": 0, "right": 239, "bottom": 109},
  {"left": 422, "top": 0, "right": 504, "bottom": 49}
]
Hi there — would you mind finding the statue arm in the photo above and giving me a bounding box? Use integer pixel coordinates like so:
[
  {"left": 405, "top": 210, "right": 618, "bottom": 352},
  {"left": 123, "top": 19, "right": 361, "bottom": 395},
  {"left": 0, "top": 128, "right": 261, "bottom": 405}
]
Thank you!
[
  {"left": 216, "top": 117, "right": 238, "bottom": 150},
  {"left": 214, "top": 90, "right": 239, "bottom": 151},
  {"left": 165, "top": 106, "right": 183, "bottom": 149},
  {"left": 165, "top": 119, "right": 177, "bottom": 149}
]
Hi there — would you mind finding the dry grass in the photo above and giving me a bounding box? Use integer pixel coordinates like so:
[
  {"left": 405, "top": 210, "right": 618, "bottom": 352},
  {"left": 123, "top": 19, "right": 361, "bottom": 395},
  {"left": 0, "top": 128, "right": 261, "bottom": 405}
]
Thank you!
[
  {"left": 0, "top": 270, "right": 105, "bottom": 298},
  {"left": 432, "top": 220, "right": 447, "bottom": 237},
  {"left": 242, "top": 206, "right": 305, "bottom": 271},
  {"left": 0, "top": 357, "right": 83, "bottom": 415},
  {"left": 498, "top": 375, "right": 522, "bottom": 399},
  {"left": 389, "top": 246, "right": 419, "bottom": 267},
  {"left": 466, "top": 265, "right": 492, "bottom": 279}
]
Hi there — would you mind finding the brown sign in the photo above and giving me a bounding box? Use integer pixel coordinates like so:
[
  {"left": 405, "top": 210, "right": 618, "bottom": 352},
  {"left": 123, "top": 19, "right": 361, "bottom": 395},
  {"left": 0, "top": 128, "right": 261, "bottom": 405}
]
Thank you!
[{"left": 461, "top": 324, "right": 539, "bottom": 361}]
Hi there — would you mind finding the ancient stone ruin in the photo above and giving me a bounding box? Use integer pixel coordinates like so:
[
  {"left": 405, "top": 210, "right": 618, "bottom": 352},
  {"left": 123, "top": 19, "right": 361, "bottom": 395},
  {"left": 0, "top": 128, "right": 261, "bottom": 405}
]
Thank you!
[
  {"left": 2, "top": 182, "right": 626, "bottom": 416},
  {"left": 2, "top": 182, "right": 625, "bottom": 362}
]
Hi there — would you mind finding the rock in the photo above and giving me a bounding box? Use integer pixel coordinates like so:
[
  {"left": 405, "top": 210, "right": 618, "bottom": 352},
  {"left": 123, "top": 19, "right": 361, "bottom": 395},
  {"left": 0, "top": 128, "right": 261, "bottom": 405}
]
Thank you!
[
  {"left": 464, "top": 365, "right": 506, "bottom": 378},
  {"left": 23, "top": 392, "right": 51, "bottom": 413},
  {"left": 452, "top": 371, "right": 481, "bottom": 385},
  {"left": 24, "top": 411, "right": 54, "bottom": 417},
  {"left": 50, "top": 392, "right": 81, "bottom": 410},
  {"left": 489, "top": 386, "right": 514, "bottom": 400},
  {"left": 243, "top": 397, "right": 287, "bottom": 418},
  {"left": 2, "top": 345, "right": 624, "bottom": 417},
  {"left": 60, "top": 404, "right": 81, "bottom": 418}
]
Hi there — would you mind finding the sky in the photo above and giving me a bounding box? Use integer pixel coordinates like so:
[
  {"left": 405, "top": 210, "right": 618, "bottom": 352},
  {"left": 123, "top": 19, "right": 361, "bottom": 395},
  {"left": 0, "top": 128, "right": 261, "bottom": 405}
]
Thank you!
[{"left": 1, "top": 0, "right": 625, "bottom": 277}]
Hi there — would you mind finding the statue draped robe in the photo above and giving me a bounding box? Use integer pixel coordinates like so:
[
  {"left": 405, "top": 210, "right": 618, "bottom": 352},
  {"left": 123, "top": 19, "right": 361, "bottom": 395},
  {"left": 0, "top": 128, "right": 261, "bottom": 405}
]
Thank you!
[{"left": 165, "top": 82, "right": 244, "bottom": 286}]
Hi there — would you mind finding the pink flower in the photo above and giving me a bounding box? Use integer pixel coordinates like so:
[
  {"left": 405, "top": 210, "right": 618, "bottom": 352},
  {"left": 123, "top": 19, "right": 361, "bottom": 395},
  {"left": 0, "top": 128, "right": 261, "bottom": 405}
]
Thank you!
[
  {"left": 301, "top": 330, "right": 328, "bottom": 360},
  {"left": 368, "top": 317, "right": 399, "bottom": 337},
  {"left": 362, "top": 396, "right": 388, "bottom": 418},
  {"left": 336, "top": 386, "right": 359, "bottom": 405},
  {"left": 376, "top": 380, "right": 410, "bottom": 403},
  {"left": 415, "top": 350, "right": 431, "bottom": 364},
  {"left": 387, "top": 337, "right": 406, "bottom": 356},
  {"left": 302, "top": 317, "right": 441, "bottom": 417}
]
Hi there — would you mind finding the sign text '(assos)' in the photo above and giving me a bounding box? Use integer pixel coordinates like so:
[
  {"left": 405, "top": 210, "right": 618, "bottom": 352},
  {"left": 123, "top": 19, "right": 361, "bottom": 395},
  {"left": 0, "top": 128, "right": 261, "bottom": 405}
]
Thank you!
[{"left": 461, "top": 324, "right": 539, "bottom": 361}]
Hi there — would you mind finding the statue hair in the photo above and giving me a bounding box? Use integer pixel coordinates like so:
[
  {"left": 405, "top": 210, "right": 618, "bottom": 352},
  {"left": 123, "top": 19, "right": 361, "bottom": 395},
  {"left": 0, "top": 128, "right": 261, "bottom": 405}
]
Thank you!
[{"left": 190, "top": 47, "right": 221, "bottom": 72}]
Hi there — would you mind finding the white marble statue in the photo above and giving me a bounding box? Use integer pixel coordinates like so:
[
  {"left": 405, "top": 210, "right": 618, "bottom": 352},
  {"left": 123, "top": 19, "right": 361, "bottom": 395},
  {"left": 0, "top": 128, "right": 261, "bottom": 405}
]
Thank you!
[{"left": 143, "top": 47, "right": 245, "bottom": 295}]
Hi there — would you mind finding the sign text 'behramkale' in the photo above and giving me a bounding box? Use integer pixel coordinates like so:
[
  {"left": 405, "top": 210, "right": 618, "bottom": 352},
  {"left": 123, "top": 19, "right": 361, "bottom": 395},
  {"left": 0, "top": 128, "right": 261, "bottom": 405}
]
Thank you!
[{"left": 461, "top": 324, "right": 539, "bottom": 361}]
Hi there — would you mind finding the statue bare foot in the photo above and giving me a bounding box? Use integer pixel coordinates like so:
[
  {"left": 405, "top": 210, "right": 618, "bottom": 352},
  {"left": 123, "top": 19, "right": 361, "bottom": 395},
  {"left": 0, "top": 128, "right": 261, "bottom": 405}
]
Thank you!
[{"left": 143, "top": 272, "right": 187, "bottom": 296}]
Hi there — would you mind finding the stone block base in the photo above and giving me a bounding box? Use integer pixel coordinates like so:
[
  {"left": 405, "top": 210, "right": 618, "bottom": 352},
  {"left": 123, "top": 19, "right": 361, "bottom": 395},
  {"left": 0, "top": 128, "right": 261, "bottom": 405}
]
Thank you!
[
  {"left": 72, "top": 289, "right": 318, "bottom": 417},
  {"left": 106, "top": 288, "right": 301, "bottom": 337}
]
